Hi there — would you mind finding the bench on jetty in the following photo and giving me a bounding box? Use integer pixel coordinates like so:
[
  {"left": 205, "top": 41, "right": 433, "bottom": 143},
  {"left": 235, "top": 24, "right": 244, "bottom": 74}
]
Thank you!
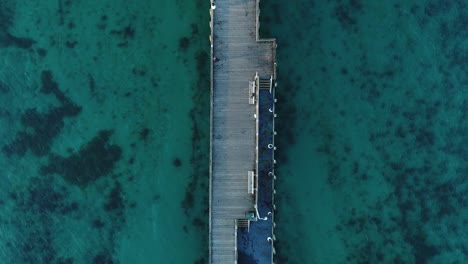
[{"left": 209, "top": 0, "right": 277, "bottom": 263}]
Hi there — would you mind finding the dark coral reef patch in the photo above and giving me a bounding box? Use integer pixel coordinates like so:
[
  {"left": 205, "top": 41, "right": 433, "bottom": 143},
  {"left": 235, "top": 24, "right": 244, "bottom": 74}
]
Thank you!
[
  {"left": 40, "top": 130, "right": 122, "bottom": 187},
  {"left": 2, "top": 70, "right": 81, "bottom": 157},
  {"left": 0, "top": 1, "right": 36, "bottom": 49},
  {"left": 173, "top": 157, "right": 182, "bottom": 167},
  {"left": 92, "top": 252, "right": 115, "bottom": 264},
  {"left": 8, "top": 175, "right": 78, "bottom": 263},
  {"left": 104, "top": 181, "right": 125, "bottom": 213}
]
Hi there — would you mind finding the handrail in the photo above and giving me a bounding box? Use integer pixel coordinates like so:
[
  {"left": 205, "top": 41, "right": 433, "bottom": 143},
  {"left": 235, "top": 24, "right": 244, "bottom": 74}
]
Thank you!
[
  {"left": 234, "top": 220, "right": 238, "bottom": 264},
  {"left": 254, "top": 72, "right": 260, "bottom": 220},
  {"left": 270, "top": 79, "right": 277, "bottom": 262},
  {"left": 208, "top": 1, "right": 215, "bottom": 262}
]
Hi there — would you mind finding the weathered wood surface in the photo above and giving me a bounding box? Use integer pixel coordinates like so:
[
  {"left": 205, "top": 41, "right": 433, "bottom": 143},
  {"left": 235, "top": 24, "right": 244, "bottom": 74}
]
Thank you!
[{"left": 209, "top": 0, "right": 276, "bottom": 263}]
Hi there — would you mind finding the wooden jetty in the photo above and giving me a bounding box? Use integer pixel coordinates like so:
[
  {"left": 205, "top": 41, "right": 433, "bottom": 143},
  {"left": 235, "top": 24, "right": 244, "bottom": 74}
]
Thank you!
[{"left": 209, "top": 0, "right": 277, "bottom": 263}]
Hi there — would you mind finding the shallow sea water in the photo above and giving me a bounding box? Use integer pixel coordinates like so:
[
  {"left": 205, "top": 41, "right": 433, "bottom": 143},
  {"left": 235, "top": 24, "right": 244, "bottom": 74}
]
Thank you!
[
  {"left": 260, "top": 1, "right": 467, "bottom": 263},
  {"left": 1, "top": 0, "right": 467, "bottom": 263},
  {"left": 0, "top": 0, "right": 209, "bottom": 263}
]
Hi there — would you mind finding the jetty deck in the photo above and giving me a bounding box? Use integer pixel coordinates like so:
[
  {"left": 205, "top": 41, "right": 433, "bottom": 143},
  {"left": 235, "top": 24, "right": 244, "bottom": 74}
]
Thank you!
[{"left": 209, "top": 0, "right": 277, "bottom": 263}]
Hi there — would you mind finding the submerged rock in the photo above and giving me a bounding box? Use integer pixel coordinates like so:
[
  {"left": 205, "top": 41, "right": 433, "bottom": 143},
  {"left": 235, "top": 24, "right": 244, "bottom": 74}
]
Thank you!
[
  {"left": 41, "top": 130, "right": 122, "bottom": 187},
  {"left": 2, "top": 71, "right": 81, "bottom": 157}
]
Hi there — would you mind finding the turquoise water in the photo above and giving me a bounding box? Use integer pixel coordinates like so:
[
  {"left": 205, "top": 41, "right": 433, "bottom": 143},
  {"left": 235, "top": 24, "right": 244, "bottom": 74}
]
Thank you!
[
  {"left": 260, "top": 1, "right": 467, "bottom": 263},
  {"left": 1, "top": 0, "right": 466, "bottom": 263},
  {"left": 1, "top": 0, "right": 209, "bottom": 263}
]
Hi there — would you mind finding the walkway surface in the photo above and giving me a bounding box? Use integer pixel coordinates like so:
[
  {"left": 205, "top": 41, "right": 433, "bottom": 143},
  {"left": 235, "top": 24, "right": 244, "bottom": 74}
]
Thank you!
[{"left": 209, "top": 0, "right": 276, "bottom": 263}]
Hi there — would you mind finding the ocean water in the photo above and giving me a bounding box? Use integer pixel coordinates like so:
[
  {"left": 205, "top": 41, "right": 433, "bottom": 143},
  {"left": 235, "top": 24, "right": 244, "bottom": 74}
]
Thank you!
[
  {"left": 259, "top": 1, "right": 467, "bottom": 263},
  {"left": 0, "top": 0, "right": 209, "bottom": 263},
  {"left": 1, "top": 0, "right": 466, "bottom": 263}
]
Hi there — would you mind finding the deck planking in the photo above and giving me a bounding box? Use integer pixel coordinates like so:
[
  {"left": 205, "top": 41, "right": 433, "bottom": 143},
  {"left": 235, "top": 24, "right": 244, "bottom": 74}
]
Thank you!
[{"left": 209, "top": 0, "right": 276, "bottom": 263}]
